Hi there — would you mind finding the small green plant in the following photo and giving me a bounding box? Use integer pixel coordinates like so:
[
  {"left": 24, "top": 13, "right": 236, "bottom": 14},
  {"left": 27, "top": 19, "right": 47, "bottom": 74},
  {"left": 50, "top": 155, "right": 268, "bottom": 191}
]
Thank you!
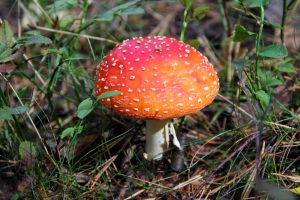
[
  {"left": 229, "top": 0, "right": 294, "bottom": 114},
  {"left": 61, "top": 90, "right": 121, "bottom": 139},
  {"left": 178, "top": 0, "right": 210, "bottom": 42}
]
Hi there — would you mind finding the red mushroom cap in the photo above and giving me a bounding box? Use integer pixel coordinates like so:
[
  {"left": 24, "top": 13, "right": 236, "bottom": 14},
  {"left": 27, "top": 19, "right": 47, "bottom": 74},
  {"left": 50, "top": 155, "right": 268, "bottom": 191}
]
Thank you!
[{"left": 94, "top": 36, "right": 219, "bottom": 120}]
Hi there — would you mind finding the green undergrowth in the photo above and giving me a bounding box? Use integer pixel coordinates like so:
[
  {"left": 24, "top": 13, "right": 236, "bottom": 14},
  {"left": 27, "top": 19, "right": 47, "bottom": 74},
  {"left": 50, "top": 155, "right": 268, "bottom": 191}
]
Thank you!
[{"left": 0, "top": 0, "right": 299, "bottom": 199}]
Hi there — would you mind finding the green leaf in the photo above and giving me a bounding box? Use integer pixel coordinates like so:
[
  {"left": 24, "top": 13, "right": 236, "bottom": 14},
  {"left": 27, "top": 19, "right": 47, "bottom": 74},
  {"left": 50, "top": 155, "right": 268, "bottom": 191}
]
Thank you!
[
  {"left": 256, "top": 90, "right": 270, "bottom": 107},
  {"left": 120, "top": 7, "right": 145, "bottom": 15},
  {"left": 178, "top": 0, "right": 193, "bottom": 9},
  {"left": 185, "top": 39, "right": 200, "bottom": 49},
  {"left": 193, "top": 6, "right": 210, "bottom": 20},
  {"left": 47, "top": 0, "right": 78, "bottom": 14},
  {"left": 24, "top": 35, "right": 52, "bottom": 45},
  {"left": 0, "top": 108, "right": 13, "bottom": 120},
  {"left": 77, "top": 98, "right": 93, "bottom": 119},
  {"left": 19, "top": 141, "right": 38, "bottom": 159},
  {"left": 258, "top": 44, "right": 288, "bottom": 59},
  {"left": 277, "top": 62, "right": 295, "bottom": 73},
  {"left": 60, "top": 15, "right": 74, "bottom": 28},
  {"left": 232, "top": 58, "right": 253, "bottom": 69},
  {"left": 0, "top": 21, "right": 13, "bottom": 62},
  {"left": 264, "top": 79, "right": 282, "bottom": 87},
  {"left": 0, "top": 45, "right": 12, "bottom": 62},
  {"left": 19, "top": 141, "right": 37, "bottom": 168},
  {"left": 96, "top": 91, "right": 122, "bottom": 102},
  {"left": 0, "top": 20, "right": 14, "bottom": 47},
  {"left": 65, "top": 53, "right": 86, "bottom": 61},
  {"left": 0, "top": 106, "right": 29, "bottom": 120},
  {"left": 244, "top": 0, "right": 269, "bottom": 7},
  {"left": 61, "top": 127, "right": 75, "bottom": 139},
  {"left": 10, "top": 194, "right": 19, "bottom": 200},
  {"left": 77, "top": 126, "right": 83, "bottom": 134},
  {"left": 110, "top": 0, "right": 140, "bottom": 13},
  {"left": 229, "top": 24, "right": 256, "bottom": 42},
  {"left": 84, "top": 0, "right": 142, "bottom": 27},
  {"left": 93, "top": 0, "right": 141, "bottom": 22},
  {"left": 93, "top": 10, "right": 115, "bottom": 21},
  {"left": 3, "top": 105, "right": 29, "bottom": 115},
  {"left": 274, "top": 58, "right": 292, "bottom": 67}
]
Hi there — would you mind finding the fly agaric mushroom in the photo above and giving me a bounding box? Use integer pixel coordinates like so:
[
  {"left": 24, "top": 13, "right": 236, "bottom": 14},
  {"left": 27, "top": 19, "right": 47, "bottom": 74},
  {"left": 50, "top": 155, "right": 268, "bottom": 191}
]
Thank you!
[{"left": 94, "top": 36, "right": 219, "bottom": 160}]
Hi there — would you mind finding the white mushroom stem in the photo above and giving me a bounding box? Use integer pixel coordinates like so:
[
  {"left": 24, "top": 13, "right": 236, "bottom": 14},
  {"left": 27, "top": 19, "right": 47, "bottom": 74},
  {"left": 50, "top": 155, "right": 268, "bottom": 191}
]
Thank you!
[{"left": 145, "top": 119, "right": 181, "bottom": 160}]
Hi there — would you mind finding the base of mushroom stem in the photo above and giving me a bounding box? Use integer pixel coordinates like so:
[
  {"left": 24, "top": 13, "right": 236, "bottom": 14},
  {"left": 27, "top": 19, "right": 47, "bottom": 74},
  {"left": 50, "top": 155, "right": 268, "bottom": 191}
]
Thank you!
[{"left": 145, "top": 119, "right": 181, "bottom": 160}]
